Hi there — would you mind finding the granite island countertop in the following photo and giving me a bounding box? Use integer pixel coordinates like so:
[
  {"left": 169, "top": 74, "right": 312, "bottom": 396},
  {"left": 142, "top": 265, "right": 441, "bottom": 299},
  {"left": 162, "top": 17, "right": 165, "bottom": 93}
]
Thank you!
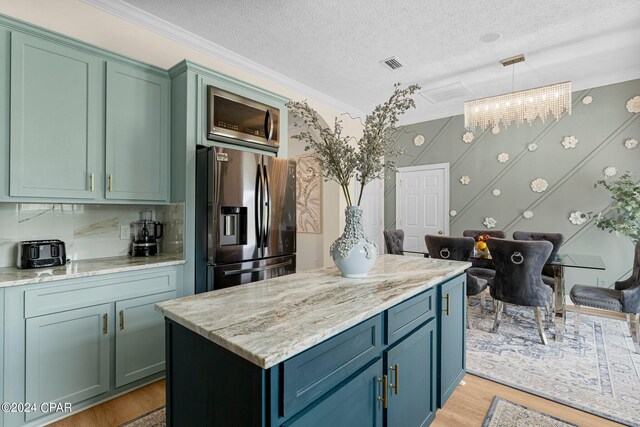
[
  {"left": 0, "top": 253, "right": 186, "bottom": 288},
  {"left": 156, "top": 255, "right": 470, "bottom": 369}
]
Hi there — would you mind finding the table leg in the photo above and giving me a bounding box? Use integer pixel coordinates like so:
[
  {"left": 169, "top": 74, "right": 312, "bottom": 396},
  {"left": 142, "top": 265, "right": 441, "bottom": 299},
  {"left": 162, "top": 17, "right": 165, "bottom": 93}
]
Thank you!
[{"left": 554, "top": 265, "right": 566, "bottom": 341}]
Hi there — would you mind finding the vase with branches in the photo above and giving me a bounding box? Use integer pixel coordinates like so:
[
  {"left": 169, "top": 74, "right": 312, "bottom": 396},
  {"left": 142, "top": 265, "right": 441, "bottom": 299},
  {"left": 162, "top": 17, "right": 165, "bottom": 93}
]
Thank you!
[
  {"left": 287, "top": 83, "right": 419, "bottom": 277},
  {"left": 592, "top": 172, "right": 640, "bottom": 244}
]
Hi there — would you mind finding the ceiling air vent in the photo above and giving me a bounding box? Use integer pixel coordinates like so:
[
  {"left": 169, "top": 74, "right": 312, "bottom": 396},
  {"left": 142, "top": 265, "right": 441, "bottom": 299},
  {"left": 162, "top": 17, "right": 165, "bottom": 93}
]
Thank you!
[
  {"left": 380, "top": 57, "right": 403, "bottom": 71},
  {"left": 419, "top": 81, "right": 472, "bottom": 104}
]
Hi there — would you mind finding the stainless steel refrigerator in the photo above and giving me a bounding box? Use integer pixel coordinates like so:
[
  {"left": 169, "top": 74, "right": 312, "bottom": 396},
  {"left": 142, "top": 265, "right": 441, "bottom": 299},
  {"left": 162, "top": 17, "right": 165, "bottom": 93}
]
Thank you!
[{"left": 195, "top": 146, "right": 296, "bottom": 293}]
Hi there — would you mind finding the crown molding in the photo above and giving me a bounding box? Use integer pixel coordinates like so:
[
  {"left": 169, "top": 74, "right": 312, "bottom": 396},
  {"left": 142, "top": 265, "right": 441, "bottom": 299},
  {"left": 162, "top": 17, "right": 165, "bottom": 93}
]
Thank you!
[
  {"left": 169, "top": 60, "right": 291, "bottom": 104},
  {"left": 81, "top": 0, "right": 365, "bottom": 118}
]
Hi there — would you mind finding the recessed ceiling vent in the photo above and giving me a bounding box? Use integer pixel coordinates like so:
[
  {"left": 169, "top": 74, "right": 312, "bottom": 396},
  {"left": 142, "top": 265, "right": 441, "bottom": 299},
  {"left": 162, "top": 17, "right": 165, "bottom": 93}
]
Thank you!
[
  {"left": 380, "top": 57, "right": 404, "bottom": 71},
  {"left": 419, "top": 82, "right": 472, "bottom": 104}
]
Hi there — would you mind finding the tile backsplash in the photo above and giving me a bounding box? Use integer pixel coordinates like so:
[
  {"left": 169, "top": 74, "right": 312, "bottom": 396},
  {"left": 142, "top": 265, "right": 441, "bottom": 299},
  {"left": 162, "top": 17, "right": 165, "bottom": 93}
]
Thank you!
[{"left": 0, "top": 203, "right": 184, "bottom": 268}]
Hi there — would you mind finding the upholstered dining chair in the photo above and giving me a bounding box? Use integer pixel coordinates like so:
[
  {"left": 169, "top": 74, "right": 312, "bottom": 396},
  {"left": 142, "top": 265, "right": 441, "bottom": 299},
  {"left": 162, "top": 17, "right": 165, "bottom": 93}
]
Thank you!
[
  {"left": 383, "top": 230, "right": 405, "bottom": 255},
  {"left": 462, "top": 229, "right": 506, "bottom": 239},
  {"left": 486, "top": 238, "right": 554, "bottom": 345},
  {"left": 570, "top": 242, "right": 640, "bottom": 351},
  {"left": 425, "top": 235, "right": 496, "bottom": 329},
  {"left": 512, "top": 231, "right": 564, "bottom": 289}
]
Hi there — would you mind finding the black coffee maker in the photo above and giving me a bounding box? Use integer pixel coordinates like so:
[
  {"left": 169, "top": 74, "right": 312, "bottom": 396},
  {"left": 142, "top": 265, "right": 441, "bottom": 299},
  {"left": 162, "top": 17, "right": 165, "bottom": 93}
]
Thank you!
[{"left": 131, "top": 211, "right": 163, "bottom": 257}]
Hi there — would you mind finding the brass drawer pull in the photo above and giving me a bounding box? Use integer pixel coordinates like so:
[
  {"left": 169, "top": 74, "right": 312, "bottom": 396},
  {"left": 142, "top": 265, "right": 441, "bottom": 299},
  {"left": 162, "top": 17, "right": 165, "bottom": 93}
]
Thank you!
[
  {"left": 89, "top": 173, "right": 95, "bottom": 192},
  {"left": 119, "top": 310, "right": 124, "bottom": 331},
  {"left": 102, "top": 313, "right": 108, "bottom": 335},
  {"left": 389, "top": 364, "right": 399, "bottom": 394},
  {"left": 443, "top": 293, "right": 450, "bottom": 316},
  {"left": 377, "top": 375, "right": 388, "bottom": 408},
  {"left": 108, "top": 174, "right": 113, "bottom": 192}
]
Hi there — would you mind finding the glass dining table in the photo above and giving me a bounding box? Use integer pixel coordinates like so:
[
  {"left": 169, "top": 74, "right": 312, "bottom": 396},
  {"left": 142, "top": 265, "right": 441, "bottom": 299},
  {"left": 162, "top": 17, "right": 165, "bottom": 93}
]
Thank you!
[
  {"left": 402, "top": 249, "right": 607, "bottom": 341},
  {"left": 548, "top": 253, "right": 606, "bottom": 341}
]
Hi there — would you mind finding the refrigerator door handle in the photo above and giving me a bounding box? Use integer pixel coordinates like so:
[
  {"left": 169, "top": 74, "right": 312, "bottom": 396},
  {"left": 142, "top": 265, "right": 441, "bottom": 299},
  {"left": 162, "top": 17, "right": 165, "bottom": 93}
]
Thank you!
[
  {"left": 263, "top": 164, "right": 270, "bottom": 248},
  {"left": 254, "top": 164, "right": 263, "bottom": 250},
  {"left": 222, "top": 259, "right": 293, "bottom": 277}
]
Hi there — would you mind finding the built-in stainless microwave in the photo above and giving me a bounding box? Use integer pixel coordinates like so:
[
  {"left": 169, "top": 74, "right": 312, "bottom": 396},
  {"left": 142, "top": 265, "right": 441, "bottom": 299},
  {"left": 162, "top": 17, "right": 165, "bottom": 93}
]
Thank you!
[{"left": 207, "top": 86, "right": 280, "bottom": 152}]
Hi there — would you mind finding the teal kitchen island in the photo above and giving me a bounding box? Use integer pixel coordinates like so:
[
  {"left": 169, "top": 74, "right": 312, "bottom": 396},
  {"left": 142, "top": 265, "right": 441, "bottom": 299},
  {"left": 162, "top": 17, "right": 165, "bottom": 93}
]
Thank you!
[{"left": 156, "top": 255, "right": 471, "bottom": 427}]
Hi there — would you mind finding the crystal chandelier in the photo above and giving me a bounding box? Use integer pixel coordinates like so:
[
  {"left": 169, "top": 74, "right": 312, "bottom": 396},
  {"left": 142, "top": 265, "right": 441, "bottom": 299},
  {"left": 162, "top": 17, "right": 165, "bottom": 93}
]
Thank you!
[{"left": 464, "top": 55, "right": 571, "bottom": 132}]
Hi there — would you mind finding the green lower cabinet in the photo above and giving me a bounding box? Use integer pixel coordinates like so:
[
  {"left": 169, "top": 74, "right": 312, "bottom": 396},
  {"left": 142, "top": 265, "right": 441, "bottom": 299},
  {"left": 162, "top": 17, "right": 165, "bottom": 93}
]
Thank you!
[
  {"left": 0, "top": 289, "right": 4, "bottom": 427},
  {"left": 438, "top": 275, "right": 466, "bottom": 407},
  {"left": 283, "top": 360, "right": 383, "bottom": 427},
  {"left": 386, "top": 319, "right": 437, "bottom": 427},
  {"left": 115, "top": 291, "right": 175, "bottom": 387},
  {"left": 24, "top": 304, "right": 111, "bottom": 422}
]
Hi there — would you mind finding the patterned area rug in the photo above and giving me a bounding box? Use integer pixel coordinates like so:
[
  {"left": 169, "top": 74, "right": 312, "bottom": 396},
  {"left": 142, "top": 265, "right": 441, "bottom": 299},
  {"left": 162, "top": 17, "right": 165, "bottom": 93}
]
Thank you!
[
  {"left": 119, "top": 407, "right": 165, "bottom": 427},
  {"left": 482, "top": 396, "right": 577, "bottom": 427},
  {"left": 467, "top": 301, "right": 640, "bottom": 426}
]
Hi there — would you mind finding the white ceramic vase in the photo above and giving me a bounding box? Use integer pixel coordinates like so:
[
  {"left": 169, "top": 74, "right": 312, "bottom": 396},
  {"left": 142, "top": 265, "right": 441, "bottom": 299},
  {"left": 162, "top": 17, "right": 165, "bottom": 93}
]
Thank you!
[{"left": 330, "top": 206, "right": 378, "bottom": 278}]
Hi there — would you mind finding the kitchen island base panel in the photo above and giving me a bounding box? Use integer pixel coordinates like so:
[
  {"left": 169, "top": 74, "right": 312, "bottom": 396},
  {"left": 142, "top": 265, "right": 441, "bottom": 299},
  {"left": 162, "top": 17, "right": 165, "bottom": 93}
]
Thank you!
[{"left": 165, "top": 320, "right": 266, "bottom": 427}]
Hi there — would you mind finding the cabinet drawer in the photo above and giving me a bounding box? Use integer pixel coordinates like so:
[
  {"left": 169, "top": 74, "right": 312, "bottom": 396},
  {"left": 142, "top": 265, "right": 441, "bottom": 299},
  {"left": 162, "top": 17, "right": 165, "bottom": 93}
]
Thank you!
[
  {"left": 24, "top": 269, "right": 176, "bottom": 318},
  {"left": 386, "top": 288, "right": 435, "bottom": 345},
  {"left": 281, "top": 315, "right": 382, "bottom": 419}
]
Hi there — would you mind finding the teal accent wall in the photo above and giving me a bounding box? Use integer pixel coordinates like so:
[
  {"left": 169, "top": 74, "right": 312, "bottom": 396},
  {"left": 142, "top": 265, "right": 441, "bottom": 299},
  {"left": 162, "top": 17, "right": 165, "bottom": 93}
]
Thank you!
[{"left": 386, "top": 79, "right": 640, "bottom": 291}]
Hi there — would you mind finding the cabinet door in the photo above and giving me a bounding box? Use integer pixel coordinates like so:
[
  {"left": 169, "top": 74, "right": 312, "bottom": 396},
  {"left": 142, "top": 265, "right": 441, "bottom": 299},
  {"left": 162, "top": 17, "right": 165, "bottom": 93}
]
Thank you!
[
  {"left": 25, "top": 304, "right": 110, "bottom": 421},
  {"left": 283, "top": 359, "right": 383, "bottom": 427},
  {"left": 438, "top": 275, "right": 466, "bottom": 407},
  {"left": 115, "top": 291, "right": 175, "bottom": 387},
  {"left": 386, "top": 319, "right": 437, "bottom": 427},
  {"left": 10, "top": 32, "right": 100, "bottom": 199},
  {"left": 105, "top": 62, "right": 170, "bottom": 201}
]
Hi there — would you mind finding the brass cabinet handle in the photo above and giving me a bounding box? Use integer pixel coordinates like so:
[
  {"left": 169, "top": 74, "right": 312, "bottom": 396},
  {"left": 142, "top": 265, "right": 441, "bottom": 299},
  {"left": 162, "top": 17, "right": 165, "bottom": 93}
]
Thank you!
[
  {"left": 108, "top": 174, "right": 113, "bottom": 192},
  {"left": 102, "top": 313, "right": 108, "bottom": 335},
  {"left": 89, "top": 173, "right": 95, "bottom": 192},
  {"left": 438, "top": 230, "right": 443, "bottom": 235},
  {"left": 119, "top": 310, "right": 124, "bottom": 331},
  {"left": 377, "top": 375, "right": 388, "bottom": 408},
  {"left": 389, "top": 364, "right": 399, "bottom": 394},
  {"left": 443, "top": 293, "right": 450, "bottom": 316}
]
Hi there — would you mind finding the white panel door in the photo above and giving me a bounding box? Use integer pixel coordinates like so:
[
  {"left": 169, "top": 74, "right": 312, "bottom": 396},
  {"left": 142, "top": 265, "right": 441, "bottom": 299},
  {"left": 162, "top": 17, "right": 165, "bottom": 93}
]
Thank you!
[
  {"left": 357, "top": 179, "right": 384, "bottom": 251},
  {"left": 396, "top": 164, "right": 449, "bottom": 252}
]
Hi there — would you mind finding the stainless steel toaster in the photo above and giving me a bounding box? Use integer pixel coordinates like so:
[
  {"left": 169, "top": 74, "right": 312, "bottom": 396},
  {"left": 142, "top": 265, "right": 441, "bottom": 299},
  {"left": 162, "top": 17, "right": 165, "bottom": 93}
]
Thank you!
[{"left": 17, "top": 240, "right": 67, "bottom": 269}]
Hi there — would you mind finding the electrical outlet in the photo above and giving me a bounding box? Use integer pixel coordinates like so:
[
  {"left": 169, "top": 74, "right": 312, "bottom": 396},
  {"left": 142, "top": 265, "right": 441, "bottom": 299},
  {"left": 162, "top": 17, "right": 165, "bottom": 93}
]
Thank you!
[{"left": 120, "top": 225, "right": 130, "bottom": 240}]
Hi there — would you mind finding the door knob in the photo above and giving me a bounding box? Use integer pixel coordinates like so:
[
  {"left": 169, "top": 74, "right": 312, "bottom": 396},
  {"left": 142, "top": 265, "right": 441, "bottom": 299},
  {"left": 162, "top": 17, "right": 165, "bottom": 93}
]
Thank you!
[{"left": 438, "top": 230, "right": 443, "bottom": 235}]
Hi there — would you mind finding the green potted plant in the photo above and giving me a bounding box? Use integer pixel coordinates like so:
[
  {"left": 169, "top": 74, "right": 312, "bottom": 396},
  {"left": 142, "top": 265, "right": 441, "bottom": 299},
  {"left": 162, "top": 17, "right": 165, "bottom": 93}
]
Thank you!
[
  {"left": 287, "top": 83, "right": 419, "bottom": 277},
  {"left": 592, "top": 172, "right": 640, "bottom": 244}
]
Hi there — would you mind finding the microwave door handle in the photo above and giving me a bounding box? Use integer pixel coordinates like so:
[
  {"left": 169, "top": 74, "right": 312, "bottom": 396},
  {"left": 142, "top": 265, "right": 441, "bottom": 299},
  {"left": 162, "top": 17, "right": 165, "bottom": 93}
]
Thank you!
[
  {"left": 264, "top": 110, "right": 274, "bottom": 142},
  {"left": 254, "top": 165, "right": 263, "bottom": 249},
  {"left": 263, "top": 165, "right": 270, "bottom": 248}
]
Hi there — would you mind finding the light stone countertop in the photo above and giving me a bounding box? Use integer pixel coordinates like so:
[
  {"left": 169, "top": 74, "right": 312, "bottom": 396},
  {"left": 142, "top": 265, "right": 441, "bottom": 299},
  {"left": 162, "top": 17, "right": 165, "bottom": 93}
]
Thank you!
[
  {"left": 0, "top": 253, "right": 186, "bottom": 288},
  {"left": 156, "top": 255, "right": 470, "bottom": 369}
]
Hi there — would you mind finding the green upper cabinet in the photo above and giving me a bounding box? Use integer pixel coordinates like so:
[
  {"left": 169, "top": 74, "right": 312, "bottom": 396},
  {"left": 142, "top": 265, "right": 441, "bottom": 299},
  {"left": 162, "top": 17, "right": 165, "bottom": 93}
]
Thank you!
[
  {"left": 10, "top": 32, "right": 101, "bottom": 199},
  {"left": 105, "top": 62, "right": 170, "bottom": 202}
]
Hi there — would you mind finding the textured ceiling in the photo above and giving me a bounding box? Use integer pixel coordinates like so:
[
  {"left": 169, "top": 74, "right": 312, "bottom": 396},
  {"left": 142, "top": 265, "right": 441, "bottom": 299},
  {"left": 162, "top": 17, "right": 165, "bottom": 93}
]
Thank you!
[{"left": 119, "top": 0, "right": 640, "bottom": 124}]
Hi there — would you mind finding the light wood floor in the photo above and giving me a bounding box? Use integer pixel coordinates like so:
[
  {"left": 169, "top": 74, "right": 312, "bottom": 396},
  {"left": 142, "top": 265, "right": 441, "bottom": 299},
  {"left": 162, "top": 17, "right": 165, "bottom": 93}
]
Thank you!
[
  {"left": 433, "top": 375, "right": 622, "bottom": 427},
  {"left": 51, "top": 374, "right": 622, "bottom": 427},
  {"left": 49, "top": 381, "right": 165, "bottom": 427}
]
